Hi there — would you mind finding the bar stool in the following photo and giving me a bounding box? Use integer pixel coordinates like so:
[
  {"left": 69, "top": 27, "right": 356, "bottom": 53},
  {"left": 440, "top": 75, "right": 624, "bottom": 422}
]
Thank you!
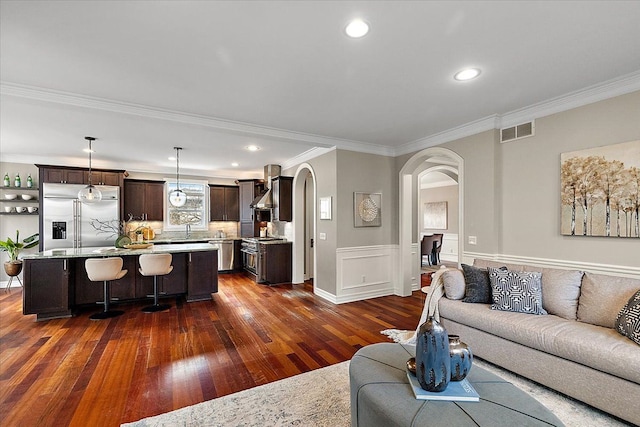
[
  {"left": 139, "top": 253, "right": 173, "bottom": 313},
  {"left": 85, "top": 257, "right": 128, "bottom": 320}
]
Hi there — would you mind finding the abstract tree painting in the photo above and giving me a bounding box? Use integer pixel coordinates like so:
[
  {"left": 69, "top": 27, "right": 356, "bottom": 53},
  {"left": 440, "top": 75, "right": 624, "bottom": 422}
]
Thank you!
[{"left": 561, "top": 140, "right": 639, "bottom": 238}]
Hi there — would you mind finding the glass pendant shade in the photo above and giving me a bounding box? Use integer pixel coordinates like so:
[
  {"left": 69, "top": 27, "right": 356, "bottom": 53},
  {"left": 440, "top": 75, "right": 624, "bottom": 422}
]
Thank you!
[
  {"left": 78, "top": 184, "right": 102, "bottom": 204},
  {"left": 79, "top": 136, "right": 102, "bottom": 204},
  {"left": 169, "top": 146, "right": 186, "bottom": 207},
  {"left": 169, "top": 189, "right": 187, "bottom": 207}
]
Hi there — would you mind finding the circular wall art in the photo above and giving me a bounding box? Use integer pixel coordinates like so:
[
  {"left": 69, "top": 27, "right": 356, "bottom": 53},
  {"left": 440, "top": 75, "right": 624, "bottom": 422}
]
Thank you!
[
  {"left": 359, "top": 197, "right": 379, "bottom": 222},
  {"left": 354, "top": 192, "right": 382, "bottom": 227}
]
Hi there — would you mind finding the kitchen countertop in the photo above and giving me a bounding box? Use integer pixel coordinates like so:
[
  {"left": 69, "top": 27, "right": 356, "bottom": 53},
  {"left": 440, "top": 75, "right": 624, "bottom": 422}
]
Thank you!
[
  {"left": 258, "top": 240, "right": 292, "bottom": 245},
  {"left": 22, "top": 243, "right": 218, "bottom": 260}
]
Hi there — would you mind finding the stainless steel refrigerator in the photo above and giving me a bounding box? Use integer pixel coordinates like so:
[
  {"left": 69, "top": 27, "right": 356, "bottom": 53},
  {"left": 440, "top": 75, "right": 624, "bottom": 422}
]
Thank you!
[{"left": 42, "top": 183, "right": 120, "bottom": 250}]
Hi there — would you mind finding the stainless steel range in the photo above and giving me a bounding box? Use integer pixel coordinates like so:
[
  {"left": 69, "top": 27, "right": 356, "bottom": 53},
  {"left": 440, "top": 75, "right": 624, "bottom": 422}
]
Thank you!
[{"left": 241, "top": 237, "right": 283, "bottom": 282}]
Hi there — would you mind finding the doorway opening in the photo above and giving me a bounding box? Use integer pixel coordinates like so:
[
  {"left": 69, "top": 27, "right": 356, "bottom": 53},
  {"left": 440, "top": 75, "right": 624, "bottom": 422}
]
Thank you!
[
  {"left": 292, "top": 164, "right": 317, "bottom": 287},
  {"left": 398, "top": 148, "right": 464, "bottom": 296}
]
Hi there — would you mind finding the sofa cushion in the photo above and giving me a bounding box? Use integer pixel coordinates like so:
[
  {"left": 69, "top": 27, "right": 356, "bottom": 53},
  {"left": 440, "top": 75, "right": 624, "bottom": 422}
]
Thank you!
[
  {"left": 489, "top": 268, "right": 547, "bottom": 315},
  {"left": 442, "top": 269, "right": 465, "bottom": 300},
  {"left": 577, "top": 272, "right": 640, "bottom": 329},
  {"left": 615, "top": 290, "right": 640, "bottom": 345},
  {"left": 438, "top": 298, "right": 640, "bottom": 385},
  {"left": 461, "top": 264, "right": 492, "bottom": 303},
  {"left": 523, "top": 267, "right": 583, "bottom": 320}
]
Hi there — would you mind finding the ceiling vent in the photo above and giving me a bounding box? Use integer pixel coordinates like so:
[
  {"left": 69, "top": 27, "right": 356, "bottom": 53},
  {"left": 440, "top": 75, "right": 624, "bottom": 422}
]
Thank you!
[{"left": 500, "top": 120, "right": 535, "bottom": 143}]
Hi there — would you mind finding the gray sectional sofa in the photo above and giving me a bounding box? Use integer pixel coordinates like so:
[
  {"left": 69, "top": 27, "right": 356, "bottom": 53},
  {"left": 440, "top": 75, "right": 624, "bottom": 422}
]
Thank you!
[{"left": 435, "top": 259, "right": 640, "bottom": 426}]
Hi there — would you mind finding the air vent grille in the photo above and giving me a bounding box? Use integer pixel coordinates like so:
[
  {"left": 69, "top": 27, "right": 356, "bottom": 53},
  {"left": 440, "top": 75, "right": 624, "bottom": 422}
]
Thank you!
[{"left": 501, "top": 120, "right": 535, "bottom": 143}]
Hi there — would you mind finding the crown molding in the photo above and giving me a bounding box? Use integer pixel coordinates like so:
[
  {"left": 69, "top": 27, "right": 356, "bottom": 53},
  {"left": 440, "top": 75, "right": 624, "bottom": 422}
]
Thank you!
[
  {"left": 3, "top": 69, "right": 639, "bottom": 162},
  {"left": 281, "top": 147, "right": 335, "bottom": 171},
  {"left": 395, "top": 115, "right": 499, "bottom": 156},
  {"left": 0, "top": 82, "right": 384, "bottom": 154},
  {"left": 396, "top": 70, "right": 640, "bottom": 156},
  {"left": 498, "top": 69, "right": 640, "bottom": 129}
]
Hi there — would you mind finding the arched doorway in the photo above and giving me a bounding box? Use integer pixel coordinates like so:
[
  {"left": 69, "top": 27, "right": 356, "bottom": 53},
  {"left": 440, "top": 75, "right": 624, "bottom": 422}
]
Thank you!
[
  {"left": 418, "top": 166, "right": 460, "bottom": 266},
  {"left": 292, "top": 163, "right": 317, "bottom": 286},
  {"left": 398, "top": 148, "right": 464, "bottom": 296}
]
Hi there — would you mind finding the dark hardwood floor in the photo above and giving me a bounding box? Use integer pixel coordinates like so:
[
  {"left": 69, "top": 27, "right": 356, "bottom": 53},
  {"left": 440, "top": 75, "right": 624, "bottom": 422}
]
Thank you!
[{"left": 0, "top": 273, "right": 424, "bottom": 426}]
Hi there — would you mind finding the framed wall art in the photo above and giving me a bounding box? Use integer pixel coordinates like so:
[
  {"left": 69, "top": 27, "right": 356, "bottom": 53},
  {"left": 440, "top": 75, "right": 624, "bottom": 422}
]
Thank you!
[
  {"left": 354, "top": 192, "right": 382, "bottom": 227},
  {"left": 560, "top": 140, "right": 639, "bottom": 238},
  {"left": 423, "top": 201, "right": 448, "bottom": 230},
  {"left": 319, "top": 196, "right": 332, "bottom": 220}
]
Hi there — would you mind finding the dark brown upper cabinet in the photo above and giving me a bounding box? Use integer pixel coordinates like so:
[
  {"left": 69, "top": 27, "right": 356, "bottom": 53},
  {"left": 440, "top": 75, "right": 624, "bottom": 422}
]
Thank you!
[
  {"left": 123, "top": 179, "right": 165, "bottom": 221},
  {"left": 209, "top": 185, "right": 239, "bottom": 222}
]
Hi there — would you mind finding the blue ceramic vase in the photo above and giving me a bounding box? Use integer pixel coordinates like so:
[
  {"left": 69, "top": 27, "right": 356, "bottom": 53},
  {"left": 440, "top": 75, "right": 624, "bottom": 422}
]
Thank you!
[
  {"left": 449, "top": 335, "right": 473, "bottom": 381},
  {"left": 416, "top": 316, "right": 450, "bottom": 392}
]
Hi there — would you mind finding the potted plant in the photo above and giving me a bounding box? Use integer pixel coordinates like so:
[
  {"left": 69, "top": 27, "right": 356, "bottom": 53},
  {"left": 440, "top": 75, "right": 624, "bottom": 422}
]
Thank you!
[{"left": 0, "top": 230, "right": 39, "bottom": 277}]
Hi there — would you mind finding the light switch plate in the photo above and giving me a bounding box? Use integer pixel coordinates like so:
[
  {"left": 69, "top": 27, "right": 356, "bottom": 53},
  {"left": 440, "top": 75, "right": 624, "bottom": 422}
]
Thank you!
[
  {"left": 468, "top": 235, "right": 477, "bottom": 245},
  {"left": 319, "top": 232, "right": 327, "bottom": 240}
]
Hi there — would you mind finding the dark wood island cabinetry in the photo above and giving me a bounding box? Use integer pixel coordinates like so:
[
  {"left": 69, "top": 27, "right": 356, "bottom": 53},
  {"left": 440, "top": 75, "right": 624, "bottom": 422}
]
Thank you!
[{"left": 23, "top": 244, "right": 217, "bottom": 321}]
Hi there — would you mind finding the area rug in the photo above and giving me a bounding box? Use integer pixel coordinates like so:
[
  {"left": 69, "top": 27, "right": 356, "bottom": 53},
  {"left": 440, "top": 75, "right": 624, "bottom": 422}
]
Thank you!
[
  {"left": 122, "top": 352, "right": 631, "bottom": 427},
  {"left": 121, "top": 362, "right": 351, "bottom": 427}
]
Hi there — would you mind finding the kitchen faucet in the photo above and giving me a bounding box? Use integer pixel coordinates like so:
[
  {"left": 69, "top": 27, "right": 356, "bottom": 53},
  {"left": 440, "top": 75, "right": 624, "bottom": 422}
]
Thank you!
[{"left": 185, "top": 224, "right": 191, "bottom": 238}]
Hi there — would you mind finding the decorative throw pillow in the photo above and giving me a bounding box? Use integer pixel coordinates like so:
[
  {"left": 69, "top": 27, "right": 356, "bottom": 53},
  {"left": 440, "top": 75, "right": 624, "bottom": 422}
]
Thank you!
[
  {"left": 442, "top": 269, "right": 465, "bottom": 300},
  {"left": 488, "top": 268, "right": 547, "bottom": 315},
  {"left": 461, "top": 264, "right": 493, "bottom": 304},
  {"left": 615, "top": 290, "right": 640, "bottom": 345}
]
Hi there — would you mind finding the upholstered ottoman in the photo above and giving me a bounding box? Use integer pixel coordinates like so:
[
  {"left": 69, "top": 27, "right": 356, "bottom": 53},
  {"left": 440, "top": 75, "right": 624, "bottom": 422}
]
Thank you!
[{"left": 350, "top": 343, "right": 564, "bottom": 427}]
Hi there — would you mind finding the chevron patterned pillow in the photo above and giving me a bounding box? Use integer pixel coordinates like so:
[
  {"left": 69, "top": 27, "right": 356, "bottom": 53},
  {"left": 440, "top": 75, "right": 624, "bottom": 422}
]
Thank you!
[
  {"left": 488, "top": 268, "right": 547, "bottom": 315},
  {"left": 615, "top": 289, "right": 640, "bottom": 345}
]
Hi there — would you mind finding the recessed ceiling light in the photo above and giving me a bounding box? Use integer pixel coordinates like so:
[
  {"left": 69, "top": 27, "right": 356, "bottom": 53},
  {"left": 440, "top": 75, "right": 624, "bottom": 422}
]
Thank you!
[
  {"left": 168, "top": 156, "right": 176, "bottom": 161},
  {"left": 83, "top": 148, "right": 95, "bottom": 153},
  {"left": 454, "top": 68, "right": 481, "bottom": 81},
  {"left": 231, "top": 162, "right": 239, "bottom": 167},
  {"left": 246, "top": 145, "right": 260, "bottom": 152},
  {"left": 345, "top": 19, "right": 369, "bottom": 38}
]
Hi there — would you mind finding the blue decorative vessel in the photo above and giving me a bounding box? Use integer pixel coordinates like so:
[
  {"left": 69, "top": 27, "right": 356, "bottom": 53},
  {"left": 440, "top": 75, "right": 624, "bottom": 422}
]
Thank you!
[
  {"left": 449, "top": 335, "right": 473, "bottom": 381},
  {"left": 415, "top": 316, "right": 450, "bottom": 392}
]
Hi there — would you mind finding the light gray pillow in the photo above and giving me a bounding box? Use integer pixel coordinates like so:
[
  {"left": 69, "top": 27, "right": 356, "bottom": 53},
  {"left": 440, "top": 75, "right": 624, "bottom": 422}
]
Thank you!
[
  {"left": 488, "top": 268, "right": 547, "bottom": 315},
  {"left": 442, "top": 269, "right": 465, "bottom": 300},
  {"left": 577, "top": 272, "right": 640, "bottom": 329},
  {"left": 523, "top": 266, "right": 583, "bottom": 320}
]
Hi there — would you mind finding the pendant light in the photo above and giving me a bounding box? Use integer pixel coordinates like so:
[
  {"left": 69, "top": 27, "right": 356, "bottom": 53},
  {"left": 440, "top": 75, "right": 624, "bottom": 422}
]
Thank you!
[
  {"left": 78, "top": 136, "right": 102, "bottom": 204},
  {"left": 168, "top": 146, "right": 187, "bottom": 207}
]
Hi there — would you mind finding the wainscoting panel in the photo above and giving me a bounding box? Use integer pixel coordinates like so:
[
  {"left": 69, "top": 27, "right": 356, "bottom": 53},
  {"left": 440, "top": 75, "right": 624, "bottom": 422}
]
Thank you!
[
  {"left": 440, "top": 233, "right": 458, "bottom": 262},
  {"left": 336, "top": 245, "right": 398, "bottom": 304}
]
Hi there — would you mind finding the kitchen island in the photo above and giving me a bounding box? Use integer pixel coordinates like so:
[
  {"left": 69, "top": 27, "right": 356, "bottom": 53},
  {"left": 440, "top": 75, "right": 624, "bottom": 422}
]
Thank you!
[{"left": 22, "top": 243, "right": 218, "bottom": 321}]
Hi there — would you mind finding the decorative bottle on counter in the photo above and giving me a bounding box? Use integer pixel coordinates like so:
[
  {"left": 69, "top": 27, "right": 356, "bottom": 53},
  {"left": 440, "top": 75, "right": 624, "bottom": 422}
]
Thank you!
[
  {"left": 14, "top": 174, "right": 21, "bottom": 188},
  {"left": 3, "top": 173, "right": 9, "bottom": 187},
  {"left": 26, "top": 174, "right": 33, "bottom": 188}
]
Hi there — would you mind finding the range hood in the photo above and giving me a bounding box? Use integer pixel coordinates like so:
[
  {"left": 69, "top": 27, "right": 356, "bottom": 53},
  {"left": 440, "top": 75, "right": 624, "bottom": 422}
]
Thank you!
[{"left": 251, "top": 164, "right": 281, "bottom": 209}]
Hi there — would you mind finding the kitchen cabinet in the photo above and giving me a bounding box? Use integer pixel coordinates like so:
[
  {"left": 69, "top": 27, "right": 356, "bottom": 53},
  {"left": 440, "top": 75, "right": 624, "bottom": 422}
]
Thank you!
[
  {"left": 209, "top": 185, "right": 239, "bottom": 221},
  {"left": 271, "top": 176, "right": 293, "bottom": 222},
  {"left": 238, "top": 179, "right": 265, "bottom": 237},
  {"left": 41, "top": 167, "right": 86, "bottom": 184},
  {"left": 124, "top": 179, "right": 165, "bottom": 221},
  {"left": 74, "top": 256, "right": 136, "bottom": 305},
  {"left": 23, "top": 258, "right": 72, "bottom": 320},
  {"left": 186, "top": 250, "right": 218, "bottom": 301},
  {"left": 89, "top": 171, "right": 122, "bottom": 186},
  {"left": 38, "top": 165, "right": 124, "bottom": 185},
  {"left": 262, "top": 242, "right": 292, "bottom": 284}
]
